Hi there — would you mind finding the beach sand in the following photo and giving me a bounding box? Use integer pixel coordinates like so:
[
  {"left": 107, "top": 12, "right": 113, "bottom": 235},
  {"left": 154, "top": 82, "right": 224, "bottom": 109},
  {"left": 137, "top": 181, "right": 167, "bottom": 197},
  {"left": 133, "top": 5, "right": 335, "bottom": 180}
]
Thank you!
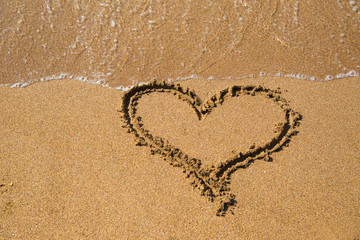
[
  {"left": 1, "top": 77, "right": 359, "bottom": 239},
  {"left": 1, "top": 1, "right": 360, "bottom": 239},
  {"left": 1, "top": 1, "right": 359, "bottom": 86}
]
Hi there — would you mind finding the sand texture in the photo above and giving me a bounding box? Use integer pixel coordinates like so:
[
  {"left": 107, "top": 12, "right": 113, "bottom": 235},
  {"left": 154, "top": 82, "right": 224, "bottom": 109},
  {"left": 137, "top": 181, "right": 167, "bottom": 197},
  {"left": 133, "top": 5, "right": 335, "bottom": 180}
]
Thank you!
[
  {"left": 119, "top": 80, "right": 301, "bottom": 216},
  {"left": 1, "top": 77, "right": 359, "bottom": 239},
  {"left": 1, "top": 1, "right": 360, "bottom": 239},
  {"left": 1, "top": 1, "right": 359, "bottom": 87}
]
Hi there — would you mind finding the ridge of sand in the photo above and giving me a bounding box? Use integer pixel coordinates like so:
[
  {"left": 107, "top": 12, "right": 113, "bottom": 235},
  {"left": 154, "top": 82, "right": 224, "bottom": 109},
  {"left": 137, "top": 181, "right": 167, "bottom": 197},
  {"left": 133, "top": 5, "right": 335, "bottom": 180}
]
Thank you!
[{"left": 119, "top": 80, "right": 301, "bottom": 216}]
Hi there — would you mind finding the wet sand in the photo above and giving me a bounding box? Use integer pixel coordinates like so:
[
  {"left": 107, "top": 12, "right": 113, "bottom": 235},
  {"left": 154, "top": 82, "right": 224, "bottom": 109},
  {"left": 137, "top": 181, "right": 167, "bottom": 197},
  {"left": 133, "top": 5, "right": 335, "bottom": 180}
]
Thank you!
[
  {"left": 1, "top": 77, "right": 359, "bottom": 239},
  {"left": 1, "top": 1, "right": 359, "bottom": 87}
]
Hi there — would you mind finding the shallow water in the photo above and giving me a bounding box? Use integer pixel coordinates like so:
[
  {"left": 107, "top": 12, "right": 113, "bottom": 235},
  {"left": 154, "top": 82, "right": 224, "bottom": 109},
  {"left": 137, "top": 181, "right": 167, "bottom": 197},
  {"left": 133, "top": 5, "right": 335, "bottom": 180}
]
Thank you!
[{"left": 0, "top": 0, "right": 359, "bottom": 89}]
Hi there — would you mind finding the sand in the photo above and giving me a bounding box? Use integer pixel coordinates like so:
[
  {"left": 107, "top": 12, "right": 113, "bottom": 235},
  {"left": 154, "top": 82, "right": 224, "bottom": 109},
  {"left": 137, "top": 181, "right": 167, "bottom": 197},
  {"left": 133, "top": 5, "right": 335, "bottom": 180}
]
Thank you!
[
  {"left": 1, "top": 77, "right": 359, "bottom": 239},
  {"left": 1, "top": 1, "right": 359, "bottom": 87},
  {"left": 1, "top": 1, "right": 360, "bottom": 239}
]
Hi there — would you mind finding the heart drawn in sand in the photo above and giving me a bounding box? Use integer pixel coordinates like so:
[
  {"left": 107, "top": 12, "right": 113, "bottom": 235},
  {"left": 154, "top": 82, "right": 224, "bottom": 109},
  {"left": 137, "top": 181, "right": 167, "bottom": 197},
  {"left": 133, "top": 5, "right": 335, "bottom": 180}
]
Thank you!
[{"left": 119, "top": 80, "right": 301, "bottom": 216}]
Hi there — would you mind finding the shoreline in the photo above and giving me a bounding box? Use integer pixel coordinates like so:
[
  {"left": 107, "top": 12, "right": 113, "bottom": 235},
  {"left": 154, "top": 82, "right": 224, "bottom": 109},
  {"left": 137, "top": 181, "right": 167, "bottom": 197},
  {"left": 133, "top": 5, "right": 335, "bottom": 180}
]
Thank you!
[{"left": 1, "top": 70, "right": 359, "bottom": 90}]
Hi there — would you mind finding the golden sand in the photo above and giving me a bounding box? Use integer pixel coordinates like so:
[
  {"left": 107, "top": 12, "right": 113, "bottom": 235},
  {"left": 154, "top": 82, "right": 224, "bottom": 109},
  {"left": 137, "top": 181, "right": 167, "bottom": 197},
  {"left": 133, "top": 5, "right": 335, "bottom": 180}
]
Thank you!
[
  {"left": 1, "top": 77, "right": 359, "bottom": 239},
  {"left": 1, "top": 1, "right": 360, "bottom": 239}
]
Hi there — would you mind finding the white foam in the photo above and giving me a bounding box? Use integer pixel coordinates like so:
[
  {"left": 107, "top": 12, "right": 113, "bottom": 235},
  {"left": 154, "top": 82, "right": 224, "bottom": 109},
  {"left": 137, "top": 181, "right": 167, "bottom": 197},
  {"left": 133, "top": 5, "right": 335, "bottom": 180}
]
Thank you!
[
  {"left": 114, "top": 85, "right": 133, "bottom": 91},
  {"left": 1, "top": 70, "right": 359, "bottom": 91},
  {"left": 336, "top": 73, "right": 347, "bottom": 79},
  {"left": 325, "top": 75, "right": 334, "bottom": 80},
  {"left": 176, "top": 75, "right": 198, "bottom": 81},
  {"left": 10, "top": 82, "right": 30, "bottom": 88},
  {"left": 4, "top": 73, "right": 108, "bottom": 89},
  {"left": 346, "top": 70, "right": 359, "bottom": 77}
]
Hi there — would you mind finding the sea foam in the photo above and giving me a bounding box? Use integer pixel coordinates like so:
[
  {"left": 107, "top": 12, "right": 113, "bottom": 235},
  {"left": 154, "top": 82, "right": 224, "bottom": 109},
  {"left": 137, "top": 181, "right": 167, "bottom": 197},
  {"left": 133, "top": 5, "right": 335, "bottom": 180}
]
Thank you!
[{"left": 1, "top": 70, "right": 359, "bottom": 91}]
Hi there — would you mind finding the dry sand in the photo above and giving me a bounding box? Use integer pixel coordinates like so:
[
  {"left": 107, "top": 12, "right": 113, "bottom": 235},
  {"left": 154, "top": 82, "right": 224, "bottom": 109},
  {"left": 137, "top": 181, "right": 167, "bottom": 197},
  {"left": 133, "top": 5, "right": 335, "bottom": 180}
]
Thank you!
[{"left": 1, "top": 77, "right": 359, "bottom": 239}]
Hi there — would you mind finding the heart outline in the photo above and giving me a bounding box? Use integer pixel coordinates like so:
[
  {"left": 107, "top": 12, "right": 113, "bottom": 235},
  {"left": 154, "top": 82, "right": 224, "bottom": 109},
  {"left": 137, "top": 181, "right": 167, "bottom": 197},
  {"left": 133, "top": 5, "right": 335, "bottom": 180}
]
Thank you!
[{"left": 119, "top": 80, "right": 301, "bottom": 216}]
